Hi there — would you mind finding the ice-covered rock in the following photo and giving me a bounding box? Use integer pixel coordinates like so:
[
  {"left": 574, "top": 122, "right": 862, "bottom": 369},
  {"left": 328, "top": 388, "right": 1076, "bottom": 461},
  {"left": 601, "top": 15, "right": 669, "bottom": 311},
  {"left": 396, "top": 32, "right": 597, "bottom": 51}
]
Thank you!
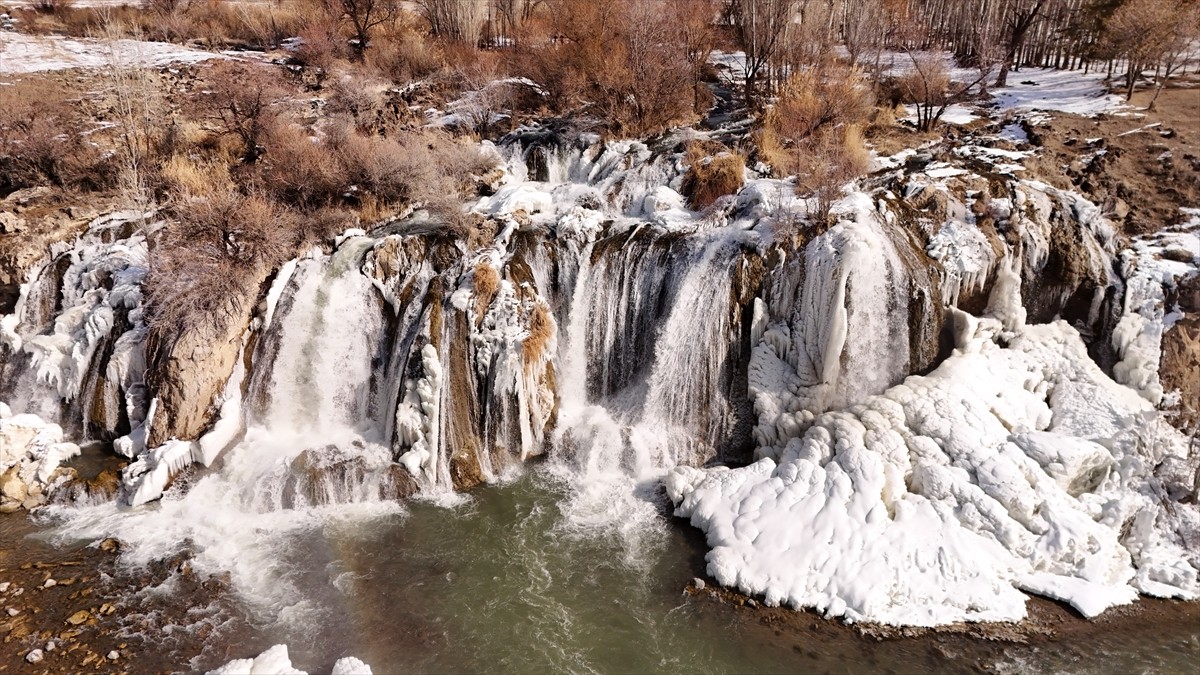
[
  {"left": 0, "top": 408, "right": 80, "bottom": 511},
  {"left": 205, "top": 645, "right": 372, "bottom": 675}
]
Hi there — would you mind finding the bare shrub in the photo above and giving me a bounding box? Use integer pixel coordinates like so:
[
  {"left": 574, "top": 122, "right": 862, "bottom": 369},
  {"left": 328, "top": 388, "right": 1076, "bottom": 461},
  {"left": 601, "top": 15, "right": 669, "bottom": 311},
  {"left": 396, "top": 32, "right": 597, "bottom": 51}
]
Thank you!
[
  {"left": 191, "top": 61, "right": 292, "bottom": 164},
  {"left": 681, "top": 141, "right": 746, "bottom": 210},
  {"left": 327, "top": 72, "right": 389, "bottom": 131},
  {"left": 293, "top": 19, "right": 345, "bottom": 70},
  {"left": 365, "top": 21, "right": 443, "bottom": 82},
  {"left": 258, "top": 123, "right": 348, "bottom": 208},
  {"left": 757, "top": 67, "right": 873, "bottom": 173},
  {"left": 516, "top": 0, "right": 701, "bottom": 136},
  {"left": 794, "top": 126, "right": 870, "bottom": 224},
  {"left": 756, "top": 68, "right": 873, "bottom": 224},
  {"left": 321, "top": 0, "right": 401, "bottom": 59},
  {"left": 896, "top": 53, "right": 985, "bottom": 132},
  {"left": 145, "top": 190, "right": 298, "bottom": 334},
  {"left": 0, "top": 78, "right": 116, "bottom": 195}
]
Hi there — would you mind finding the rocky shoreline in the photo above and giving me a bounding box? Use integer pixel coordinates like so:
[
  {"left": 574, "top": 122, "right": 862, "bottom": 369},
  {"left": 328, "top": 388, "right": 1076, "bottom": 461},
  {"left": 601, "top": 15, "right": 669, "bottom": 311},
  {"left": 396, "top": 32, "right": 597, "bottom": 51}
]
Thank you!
[{"left": 0, "top": 511, "right": 240, "bottom": 674}]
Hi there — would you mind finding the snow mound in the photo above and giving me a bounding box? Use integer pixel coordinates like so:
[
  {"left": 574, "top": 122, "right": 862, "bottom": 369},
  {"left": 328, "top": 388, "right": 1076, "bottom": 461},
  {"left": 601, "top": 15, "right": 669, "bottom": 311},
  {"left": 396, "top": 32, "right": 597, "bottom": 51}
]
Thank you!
[
  {"left": 0, "top": 407, "right": 80, "bottom": 511},
  {"left": 669, "top": 274, "right": 1198, "bottom": 625}
]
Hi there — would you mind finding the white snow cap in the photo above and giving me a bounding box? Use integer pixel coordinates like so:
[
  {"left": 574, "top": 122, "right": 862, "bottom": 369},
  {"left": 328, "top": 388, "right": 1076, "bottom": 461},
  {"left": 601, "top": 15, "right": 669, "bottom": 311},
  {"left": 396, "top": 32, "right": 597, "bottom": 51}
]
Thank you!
[{"left": 206, "top": 645, "right": 373, "bottom": 675}]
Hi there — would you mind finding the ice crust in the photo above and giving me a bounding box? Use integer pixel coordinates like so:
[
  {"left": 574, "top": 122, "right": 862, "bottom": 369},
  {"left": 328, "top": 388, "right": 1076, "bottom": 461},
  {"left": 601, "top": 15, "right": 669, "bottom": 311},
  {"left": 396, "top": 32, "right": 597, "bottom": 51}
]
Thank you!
[{"left": 0, "top": 406, "right": 80, "bottom": 508}]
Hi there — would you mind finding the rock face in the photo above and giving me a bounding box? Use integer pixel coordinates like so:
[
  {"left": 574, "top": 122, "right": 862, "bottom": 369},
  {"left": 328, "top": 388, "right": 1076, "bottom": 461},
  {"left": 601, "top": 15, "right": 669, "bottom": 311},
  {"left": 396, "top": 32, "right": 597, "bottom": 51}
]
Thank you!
[
  {"left": 0, "top": 188, "right": 114, "bottom": 314},
  {"left": 146, "top": 291, "right": 258, "bottom": 448}
]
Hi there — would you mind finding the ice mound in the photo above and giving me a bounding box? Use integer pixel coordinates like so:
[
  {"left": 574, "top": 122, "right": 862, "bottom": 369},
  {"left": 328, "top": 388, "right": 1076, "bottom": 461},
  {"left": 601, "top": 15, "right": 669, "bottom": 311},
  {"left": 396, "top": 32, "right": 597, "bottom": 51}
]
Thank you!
[
  {"left": 0, "top": 405, "right": 80, "bottom": 511},
  {"left": 206, "top": 645, "right": 372, "bottom": 675},
  {"left": 668, "top": 277, "right": 1199, "bottom": 625}
]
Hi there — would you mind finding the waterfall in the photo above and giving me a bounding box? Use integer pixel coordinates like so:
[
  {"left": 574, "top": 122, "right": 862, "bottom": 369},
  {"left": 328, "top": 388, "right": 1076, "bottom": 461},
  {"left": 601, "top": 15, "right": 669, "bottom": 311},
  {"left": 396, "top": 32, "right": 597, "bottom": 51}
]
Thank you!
[{"left": 546, "top": 225, "right": 747, "bottom": 549}]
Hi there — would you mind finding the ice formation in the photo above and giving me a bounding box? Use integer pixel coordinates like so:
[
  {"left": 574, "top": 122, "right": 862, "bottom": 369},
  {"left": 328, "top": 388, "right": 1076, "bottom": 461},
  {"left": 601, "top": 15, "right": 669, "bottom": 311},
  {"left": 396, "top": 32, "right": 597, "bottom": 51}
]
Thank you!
[
  {"left": 668, "top": 189, "right": 1199, "bottom": 625},
  {"left": 206, "top": 645, "right": 372, "bottom": 675},
  {"left": 1111, "top": 220, "right": 1200, "bottom": 404},
  {"left": 0, "top": 404, "right": 80, "bottom": 511}
]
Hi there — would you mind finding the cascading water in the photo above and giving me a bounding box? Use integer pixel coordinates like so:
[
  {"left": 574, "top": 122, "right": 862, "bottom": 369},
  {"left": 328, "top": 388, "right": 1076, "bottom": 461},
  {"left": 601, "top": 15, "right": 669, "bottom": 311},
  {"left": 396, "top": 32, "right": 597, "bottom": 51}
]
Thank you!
[
  {"left": 44, "top": 239, "right": 410, "bottom": 632},
  {"left": 6, "top": 118, "right": 1189, "bottom": 673},
  {"left": 545, "top": 223, "right": 749, "bottom": 556}
]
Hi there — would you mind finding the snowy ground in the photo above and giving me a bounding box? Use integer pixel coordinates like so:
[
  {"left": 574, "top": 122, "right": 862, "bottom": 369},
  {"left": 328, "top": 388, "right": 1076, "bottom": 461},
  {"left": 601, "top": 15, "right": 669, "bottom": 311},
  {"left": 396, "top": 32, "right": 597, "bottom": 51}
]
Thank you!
[
  {"left": 990, "top": 67, "right": 1128, "bottom": 117},
  {"left": 0, "top": 31, "right": 221, "bottom": 74}
]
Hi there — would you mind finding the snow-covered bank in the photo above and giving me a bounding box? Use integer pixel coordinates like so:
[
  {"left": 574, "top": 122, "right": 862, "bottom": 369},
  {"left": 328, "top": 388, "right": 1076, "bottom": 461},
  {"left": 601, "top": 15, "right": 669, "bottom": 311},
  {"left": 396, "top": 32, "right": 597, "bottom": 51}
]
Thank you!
[{"left": 0, "top": 403, "right": 79, "bottom": 511}]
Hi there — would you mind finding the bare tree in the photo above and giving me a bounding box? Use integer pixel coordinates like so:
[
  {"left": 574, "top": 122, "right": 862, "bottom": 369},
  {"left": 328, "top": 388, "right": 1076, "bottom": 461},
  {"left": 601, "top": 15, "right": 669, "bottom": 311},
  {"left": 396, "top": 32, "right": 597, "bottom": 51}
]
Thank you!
[
  {"left": 97, "top": 17, "right": 163, "bottom": 211},
  {"left": 842, "top": 0, "right": 889, "bottom": 67},
  {"left": 323, "top": 0, "right": 401, "bottom": 59},
  {"left": 1102, "top": 0, "right": 1200, "bottom": 106},
  {"left": 732, "top": 0, "right": 797, "bottom": 101},
  {"left": 995, "top": 0, "right": 1055, "bottom": 87},
  {"left": 899, "top": 51, "right": 987, "bottom": 131},
  {"left": 191, "top": 61, "right": 290, "bottom": 164},
  {"left": 418, "top": 0, "right": 488, "bottom": 44}
]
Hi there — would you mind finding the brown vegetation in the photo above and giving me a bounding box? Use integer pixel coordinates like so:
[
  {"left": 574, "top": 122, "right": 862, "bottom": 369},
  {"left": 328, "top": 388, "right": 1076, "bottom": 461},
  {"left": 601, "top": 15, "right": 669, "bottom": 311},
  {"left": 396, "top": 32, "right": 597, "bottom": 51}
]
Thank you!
[
  {"left": 681, "top": 141, "right": 746, "bottom": 210},
  {"left": 757, "top": 67, "right": 873, "bottom": 222},
  {"left": 522, "top": 301, "right": 555, "bottom": 364},
  {"left": 513, "top": 0, "right": 714, "bottom": 136},
  {"left": 0, "top": 80, "right": 118, "bottom": 196},
  {"left": 472, "top": 261, "right": 500, "bottom": 324},
  {"left": 144, "top": 190, "right": 296, "bottom": 334}
]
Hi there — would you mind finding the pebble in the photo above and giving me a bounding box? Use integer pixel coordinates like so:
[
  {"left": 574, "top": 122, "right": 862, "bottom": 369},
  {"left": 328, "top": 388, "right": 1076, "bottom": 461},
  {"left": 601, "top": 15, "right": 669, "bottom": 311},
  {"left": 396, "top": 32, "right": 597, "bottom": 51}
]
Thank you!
[
  {"left": 45, "top": 641, "right": 56, "bottom": 652},
  {"left": 107, "top": 650, "right": 120, "bottom": 660},
  {"left": 693, "top": 578, "right": 706, "bottom": 591},
  {"left": 43, "top": 578, "right": 57, "bottom": 588},
  {"left": 25, "top": 649, "right": 43, "bottom": 664},
  {"left": 0, "top": 581, "right": 9, "bottom": 592},
  {"left": 6, "top": 607, "right": 18, "bottom": 616},
  {"left": 66, "top": 610, "right": 90, "bottom": 625}
]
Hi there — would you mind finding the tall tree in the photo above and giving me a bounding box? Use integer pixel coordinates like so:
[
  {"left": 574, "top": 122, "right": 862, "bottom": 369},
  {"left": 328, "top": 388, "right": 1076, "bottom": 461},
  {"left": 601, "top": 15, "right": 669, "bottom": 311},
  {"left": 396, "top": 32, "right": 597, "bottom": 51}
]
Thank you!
[
  {"left": 732, "top": 0, "right": 797, "bottom": 101},
  {"left": 995, "top": 0, "right": 1052, "bottom": 87}
]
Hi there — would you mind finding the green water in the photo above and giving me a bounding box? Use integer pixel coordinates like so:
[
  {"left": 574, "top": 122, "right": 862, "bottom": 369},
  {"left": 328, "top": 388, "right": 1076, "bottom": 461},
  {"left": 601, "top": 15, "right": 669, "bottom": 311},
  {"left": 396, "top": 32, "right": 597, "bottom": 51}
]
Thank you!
[{"left": 199, "top": 469, "right": 1199, "bottom": 675}]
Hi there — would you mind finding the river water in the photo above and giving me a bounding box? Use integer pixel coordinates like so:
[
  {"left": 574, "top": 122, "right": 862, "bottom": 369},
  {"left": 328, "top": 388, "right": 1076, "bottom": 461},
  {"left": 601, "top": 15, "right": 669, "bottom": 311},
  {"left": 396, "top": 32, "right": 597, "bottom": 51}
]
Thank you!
[{"left": 33, "top": 463, "right": 1198, "bottom": 674}]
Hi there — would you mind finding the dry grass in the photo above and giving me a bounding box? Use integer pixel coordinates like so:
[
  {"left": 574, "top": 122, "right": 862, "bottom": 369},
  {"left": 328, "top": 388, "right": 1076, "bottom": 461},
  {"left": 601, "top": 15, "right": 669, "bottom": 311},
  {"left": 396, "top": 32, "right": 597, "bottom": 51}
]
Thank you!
[
  {"left": 522, "top": 301, "right": 555, "bottom": 364},
  {"left": 158, "top": 154, "right": 234, "bottom": 197},
  {"left": 0, "top": 78, "right": 118, "bottom": 196},
  {"left": 757, "top": 67, "right": 874, "bottom": 176},
  {"left": 754, "top": 67, "right": 874, "bottom": 224},
  {"left": 472, "top": 261, "right": 501, "bottom": 324},
  {"left": 681, "top": 141, "right": 745, "bottom": 210}
]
